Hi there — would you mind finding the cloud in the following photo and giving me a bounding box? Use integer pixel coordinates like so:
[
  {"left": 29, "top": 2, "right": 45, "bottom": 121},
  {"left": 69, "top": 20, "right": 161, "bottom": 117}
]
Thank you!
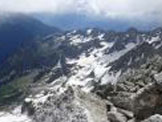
[
  {"left": 0, "top": 0, "right": 76, "bottom": 13},
  {"left": 84, "top": 0, "right": 162, "bottom": 19},
  {"left": 0, "top": 0, "right": 162, "bottom": 20}
]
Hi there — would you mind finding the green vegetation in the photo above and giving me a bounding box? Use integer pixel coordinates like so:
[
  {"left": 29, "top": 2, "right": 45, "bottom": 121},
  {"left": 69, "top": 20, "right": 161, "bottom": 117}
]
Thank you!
[{"left": 0, "top": 72, "right": 37, "bottom": 106}]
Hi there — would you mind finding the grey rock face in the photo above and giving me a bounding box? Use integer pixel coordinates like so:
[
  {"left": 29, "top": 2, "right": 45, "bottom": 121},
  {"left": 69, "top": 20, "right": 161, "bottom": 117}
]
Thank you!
[
  {"left": 131, "top": 82, "right": 162, "bottom": 120},
  {"left": 154, "top": 72, "right": 162, "bottom": 86},
  {"left": 23, "top": 86, "right": 108, "bottom": 122},
  {"left": 142, "top": 114, "right": 162, "bottom": 122},
  {"left": 107, "top": 111, "right": 127, "bottom": 122},
  {"left": 107, "top": 80, "right": 162, "bottom": 121},
  {"left": 117, "top": 108, "right": 134, "bottom": 119},
  {"left": 108, "top": 92, "right": 134, "bottom": 111}
]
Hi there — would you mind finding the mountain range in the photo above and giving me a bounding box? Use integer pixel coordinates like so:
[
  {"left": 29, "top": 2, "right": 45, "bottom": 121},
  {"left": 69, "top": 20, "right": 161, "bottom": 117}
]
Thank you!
[
  {"left": 33, "top": 13, "right": 160, "bottom": 31},
  {"left": 0, "top": 13, "right": 162, "bottom": 122}
]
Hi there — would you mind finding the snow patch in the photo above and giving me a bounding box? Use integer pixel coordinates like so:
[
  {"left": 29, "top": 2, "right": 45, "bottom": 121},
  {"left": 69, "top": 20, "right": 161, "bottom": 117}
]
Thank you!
[
  {"left": 87, "top": 29, "right": 93, "bottom": 35},
  {"left": 0, "top": 106, "right": 31, "bottom": 122},
  {"left": 101, "top": 70, "right": 121, "bottom": 85},
  {"left": 69, "top": 35, "right": 93, "bottom": 46},
  {"left": 146, "top": 36, "right": 160, "bottom": 44},
  {"left": 98, "top": 34, "right": 105, "bottom": 40}
]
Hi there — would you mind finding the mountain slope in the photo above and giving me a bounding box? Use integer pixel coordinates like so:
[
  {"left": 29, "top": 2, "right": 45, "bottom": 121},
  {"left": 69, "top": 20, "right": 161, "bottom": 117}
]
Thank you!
[
  {"left": 1, "top": 27, "right": 162, "bottom": 122},
  {"left": 33, "top": 13, "right": 160, "bottom": 31},
  {"left": 0, "top": 13, "right": 60, "bottom": 64}
]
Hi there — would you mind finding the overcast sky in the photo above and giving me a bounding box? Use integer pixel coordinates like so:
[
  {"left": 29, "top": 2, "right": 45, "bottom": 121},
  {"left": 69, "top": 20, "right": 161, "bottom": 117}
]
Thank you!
[{"left": 0, "top": 0, "right": 162, "bottom": 20}]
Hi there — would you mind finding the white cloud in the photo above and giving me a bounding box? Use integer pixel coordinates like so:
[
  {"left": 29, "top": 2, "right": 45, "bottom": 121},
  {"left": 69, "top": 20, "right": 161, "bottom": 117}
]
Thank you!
[
  {"left": 84, "top": 0, "right": 162, "bottom": 19},
  {"left": 0, "top": 0, "right": 77, "bottom": 13},
  {"left": 0, "top": 0, "right": 162, "bottom": 19}
]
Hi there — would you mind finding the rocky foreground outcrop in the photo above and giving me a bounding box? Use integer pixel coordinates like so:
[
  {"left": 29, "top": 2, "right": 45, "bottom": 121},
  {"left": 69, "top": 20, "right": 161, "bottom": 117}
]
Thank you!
[
  {"left": 22, "top": 86, "right": 108, "bottom": 122},
  {"left": 107, "top": 71, "right": 162, "bottom": 122}
]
